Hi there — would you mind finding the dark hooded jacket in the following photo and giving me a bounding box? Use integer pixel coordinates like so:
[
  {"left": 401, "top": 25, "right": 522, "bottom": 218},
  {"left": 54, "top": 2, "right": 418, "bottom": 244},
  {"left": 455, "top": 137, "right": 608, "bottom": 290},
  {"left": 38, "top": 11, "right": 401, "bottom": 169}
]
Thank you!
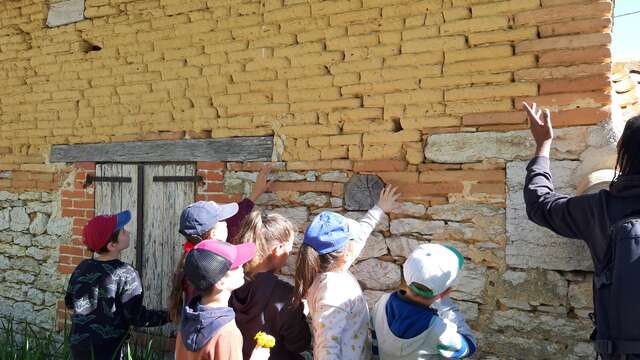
[
  {"left": 175, "top": 297, "right": 243, "bottom": 360},
  {"left": 524, "top": 156, "right": 640, "bottom": 265},
  {"left": 229, "top": 271, "right": 311, "bottom": 360}
]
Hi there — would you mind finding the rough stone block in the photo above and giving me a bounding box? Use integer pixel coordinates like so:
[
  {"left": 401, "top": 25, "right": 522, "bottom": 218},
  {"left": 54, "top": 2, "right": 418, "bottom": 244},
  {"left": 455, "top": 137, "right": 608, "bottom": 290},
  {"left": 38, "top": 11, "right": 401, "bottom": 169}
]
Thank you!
[{"left": 345, "top": 174, "right": 385, "bottom": 211}]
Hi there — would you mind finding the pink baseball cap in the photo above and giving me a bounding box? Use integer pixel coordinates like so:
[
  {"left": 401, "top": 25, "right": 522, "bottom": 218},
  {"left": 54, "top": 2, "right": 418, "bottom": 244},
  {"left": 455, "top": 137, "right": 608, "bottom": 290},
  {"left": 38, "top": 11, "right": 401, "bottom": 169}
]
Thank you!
[{"left": 183, "top": 240, "right": 256, "bottom": 291}]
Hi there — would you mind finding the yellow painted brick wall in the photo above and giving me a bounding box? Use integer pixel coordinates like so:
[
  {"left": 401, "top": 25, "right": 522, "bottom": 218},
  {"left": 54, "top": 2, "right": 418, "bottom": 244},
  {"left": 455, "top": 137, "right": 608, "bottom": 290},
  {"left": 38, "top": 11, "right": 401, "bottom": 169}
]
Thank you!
[{"left": 0, "top": 0, "right": 612, "bottom": 191}]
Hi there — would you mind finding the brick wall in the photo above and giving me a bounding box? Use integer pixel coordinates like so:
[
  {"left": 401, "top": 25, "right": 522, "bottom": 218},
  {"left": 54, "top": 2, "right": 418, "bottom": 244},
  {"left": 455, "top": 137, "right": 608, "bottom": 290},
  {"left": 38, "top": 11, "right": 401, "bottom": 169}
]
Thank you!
[{"left": 0, "top": 0, "right": 614, "bottom": 357}]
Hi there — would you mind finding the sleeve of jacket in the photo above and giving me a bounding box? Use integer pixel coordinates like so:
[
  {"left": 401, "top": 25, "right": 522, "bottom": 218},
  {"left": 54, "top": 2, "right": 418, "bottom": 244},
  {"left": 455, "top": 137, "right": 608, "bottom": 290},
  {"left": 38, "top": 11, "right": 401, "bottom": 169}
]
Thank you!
[
  {"left": 431, "top": 298, "right": 476, "bottom": 358},
  {"left": 227, "top": 198, "right": 255, "bottom": 242},
  {"left": 524, "top": 155, "right": 599, "bottom": 240},
  {"left": 120, "top": 267, "right": 170, "bottom": 327},
  {"left": 279, "top": 302, "right": 312, "bottom": 354},
  {"left": 345, "top": 206, "right": 384, "bottom": 268}
]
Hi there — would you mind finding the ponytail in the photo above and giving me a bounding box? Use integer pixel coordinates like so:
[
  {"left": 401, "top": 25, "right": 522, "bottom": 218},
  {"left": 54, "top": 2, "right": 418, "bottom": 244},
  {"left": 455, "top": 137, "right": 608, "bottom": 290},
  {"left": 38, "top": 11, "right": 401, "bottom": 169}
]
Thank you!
[
  {"left": 292, "top": 244, "right": 343, "bottom": 307},
  {"left": 231, "top": 211, "right": 295, "bottom": 277}
]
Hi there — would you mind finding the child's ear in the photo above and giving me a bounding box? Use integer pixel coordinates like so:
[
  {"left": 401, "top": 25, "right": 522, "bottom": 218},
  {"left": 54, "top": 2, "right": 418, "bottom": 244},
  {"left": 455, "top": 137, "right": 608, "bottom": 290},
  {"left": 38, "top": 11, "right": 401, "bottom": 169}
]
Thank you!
[{"left": 272, "top": 243, "right": 285, "bottom": 256}]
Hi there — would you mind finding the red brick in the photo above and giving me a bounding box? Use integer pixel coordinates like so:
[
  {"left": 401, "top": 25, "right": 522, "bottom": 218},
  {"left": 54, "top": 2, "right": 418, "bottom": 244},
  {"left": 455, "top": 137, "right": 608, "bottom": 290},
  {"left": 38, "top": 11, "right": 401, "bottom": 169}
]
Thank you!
[
  {"left": 428, "top": 197, "right": 449, "bottom": 206},
  {"left": 331, "top": 183, "right": 344, "bottom": 196},
  {"left": 203, "top": 183, "right": 224, "bottom": 193},
  {"left": 73, "top": 218, "right": 88, "bottom": 227},
  {"left": 463, "top": 111, "right": 527, "bottom": 126},
  {"left": 516, "top": 33, "right": 610, "bottom": 53},
  {"left": 331, "top": 160, "right": 353, "bottom": 170},
  {"left": 73, "top": 162, "right": 96, "bottom": 171},
  {"left": 62, "top": 208, "right": 88, "bottom": 218},
  {"left": 353, "top": 160, "right": 408, "bottom": 172},
  {"left": 287, "top": 161, "right": 335, "bottom": 171},
  {"left": 516, "top": 91, "right": 610, "bottom": 109},
  {"left": 71, "top": 256, "right": 85, "bottom": 265},
  {"left": 58, "top": 264, "right": 76, "bottom": 274},
  {"left": 60, "top": 245, "right": 84, "bottom": 257},
  {"left": 73, "top": 199, "right": 94, "bottom": 209},
  {"left": 83, "top": 249, "right": 93, "bottom": 257},
  {"left": 376, "top": 172, "right": 420, "bottom": 184},
  {"left": 72, "top": 226, "right": 84, "bottom": 237},
  {"left": 395, "top": 182, "right": 464, "bottom": 197},
  {"left": 75, "top": 171, "right": 87, "bottom": 181},
  {"left": 420, "top": 170, "right": 504, "bottom": 183},
  {"left": 540, "top": 17, "right": 611, "bottom": 38},
  {"left": 11, "top": 180, "right": 36, "bottom": 189},
  {"left": 478, "top": 124, "right": 529, "bottom": 132},
  {"left": 62, "top": 190, "right": 86, "bottom": 199},
  {"left": 538, "top": 46, "right": 610, "bottom": 67},
  {"left": 418, "top": 163, "right": 461, "bottom": 171},
  {"left": 270, "top": 181, "right": 334, "bottom": 193},
  {"left": 186, "top": 130, "right": 211, "bottom": 139},
  {"left": 197, "top": 194, "right": 243, "bottom": 202},
  {"left": 539, "top": 75, "right": 609, "bottom": 95},
  {"left": 470, "top": 183, "right": 505, "bottom": 194},
  {"left": 551, "top": 107, "right": 610, "bottom": 127},
  {"left": 515, "top": 2, "right": 612, "bottom": 25},
  {"left": 59, "top": 255, "right": 72, "bottom": 265},
  {"left": 199, "top": 171, "right": 224, "bottom": 181},
  {"left": 197, "top": 162, "right": 224, "bottom": 170}
]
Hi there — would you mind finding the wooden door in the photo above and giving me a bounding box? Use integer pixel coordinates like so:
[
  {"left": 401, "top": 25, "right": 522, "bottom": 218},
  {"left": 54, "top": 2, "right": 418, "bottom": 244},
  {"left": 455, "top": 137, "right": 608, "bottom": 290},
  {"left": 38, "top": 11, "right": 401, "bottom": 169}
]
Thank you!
[
  {"left": 94, "top": 164, "right": 138, "bottom": 266},
  {"left": 142, "top": 163, "right": 196, "bottom": 336}
]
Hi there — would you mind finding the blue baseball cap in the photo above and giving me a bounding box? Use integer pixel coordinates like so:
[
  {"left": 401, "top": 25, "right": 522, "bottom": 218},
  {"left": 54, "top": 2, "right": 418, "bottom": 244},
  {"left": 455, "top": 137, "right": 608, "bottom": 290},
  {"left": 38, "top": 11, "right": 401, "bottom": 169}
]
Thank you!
[
  {"left": 304, "top": 211, "right": 360, "bottom": 255},
  {"left": 179, "top": 201, "right": 239, "bottom": 238}
]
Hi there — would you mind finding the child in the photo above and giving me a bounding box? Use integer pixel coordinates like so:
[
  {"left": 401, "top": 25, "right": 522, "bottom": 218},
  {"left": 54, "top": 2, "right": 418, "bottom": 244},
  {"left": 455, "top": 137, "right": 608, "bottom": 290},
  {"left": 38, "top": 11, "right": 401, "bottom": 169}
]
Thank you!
[
  {"left": 229, "top": 211, "right": 312, "bottom": 360},
  {"left": 371, "top": 244, "right": 477, "bottom": 359},
  {"left": 169, "top": 165, "right": 272, "bottom": 323},
  {"left": 292, "top": 185, "right": 400, "bottom": 360},
  {"left": 169, "top": 200, "right": 240, "bottom": 323},
  {"left": 65, "top": 210, "right": 169, "bottom": 360},
  {"left": 174, "top": 239, "right": 259, "bottom": 359}
]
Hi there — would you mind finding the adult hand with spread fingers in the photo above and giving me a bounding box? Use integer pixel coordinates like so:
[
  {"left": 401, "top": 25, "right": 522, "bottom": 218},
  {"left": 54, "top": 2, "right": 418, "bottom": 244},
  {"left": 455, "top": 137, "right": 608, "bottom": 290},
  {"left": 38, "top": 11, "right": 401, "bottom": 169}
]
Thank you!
[{"left": 523, "top": 102, "right": 554, "bottom": 157}]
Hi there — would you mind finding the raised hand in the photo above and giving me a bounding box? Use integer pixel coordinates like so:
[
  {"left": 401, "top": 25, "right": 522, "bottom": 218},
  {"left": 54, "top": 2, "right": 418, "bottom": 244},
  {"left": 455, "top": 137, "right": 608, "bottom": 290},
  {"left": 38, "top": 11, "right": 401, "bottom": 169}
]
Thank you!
[
  {"left": 523, "top": 102, "right": 553, "bottom": 157},
  {"left": 377, "top": 185, "right": 401, "bottom": 213},
  {"left": 249, "top": 164, "right": 274, "bottom": 202}
]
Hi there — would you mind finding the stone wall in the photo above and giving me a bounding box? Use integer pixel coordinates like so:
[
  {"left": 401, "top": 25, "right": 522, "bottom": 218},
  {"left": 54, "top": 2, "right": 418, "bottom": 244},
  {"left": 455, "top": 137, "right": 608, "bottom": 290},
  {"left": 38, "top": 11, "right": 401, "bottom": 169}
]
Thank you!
[
  {"left": 0, "top": 0, "right": 616, "bottom": 358},
  {"left": 0, "top": 190, "right": 70, "bottom": 329}
]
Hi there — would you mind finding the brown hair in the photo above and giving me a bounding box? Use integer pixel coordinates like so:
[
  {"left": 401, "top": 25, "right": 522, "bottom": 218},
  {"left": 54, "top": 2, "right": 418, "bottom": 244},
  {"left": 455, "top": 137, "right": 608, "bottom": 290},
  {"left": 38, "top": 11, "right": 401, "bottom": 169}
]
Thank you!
[
  {"left": 291, "top": 243, "right": 345, "bottom": 307},
  {"left": 94, "top": 230, "right": 120, "bottom": 254},
  {"left": 614, "top": 115, "right": 640, "bottom": 180},
  {"left": 168, "top": 229, "right": 214, "bottom": 324},
  {"left": 230, "top": 211, "right": 296, "bottom": 277}
]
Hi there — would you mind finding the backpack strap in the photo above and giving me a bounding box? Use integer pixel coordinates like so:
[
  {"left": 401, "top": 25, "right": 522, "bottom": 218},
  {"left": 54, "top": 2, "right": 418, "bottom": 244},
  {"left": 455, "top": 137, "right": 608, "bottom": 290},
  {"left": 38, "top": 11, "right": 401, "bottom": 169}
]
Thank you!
[{"left": 594, "top": 340, "right": 640, "bottom": 354}]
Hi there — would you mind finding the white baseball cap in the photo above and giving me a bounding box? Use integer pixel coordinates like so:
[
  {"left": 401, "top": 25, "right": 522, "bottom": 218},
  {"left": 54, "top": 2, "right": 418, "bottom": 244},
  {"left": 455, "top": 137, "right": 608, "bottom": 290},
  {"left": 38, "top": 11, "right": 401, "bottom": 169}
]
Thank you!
[{"left": 403, "top": 243, "right": 464, "bottom": 298}]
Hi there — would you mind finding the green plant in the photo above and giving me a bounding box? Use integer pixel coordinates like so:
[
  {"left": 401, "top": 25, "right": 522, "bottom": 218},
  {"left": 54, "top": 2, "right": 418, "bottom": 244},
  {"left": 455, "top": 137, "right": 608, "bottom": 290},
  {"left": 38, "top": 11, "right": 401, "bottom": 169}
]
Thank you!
[{"left": 0, "top": 317, "right": 166, "bottom": 360}]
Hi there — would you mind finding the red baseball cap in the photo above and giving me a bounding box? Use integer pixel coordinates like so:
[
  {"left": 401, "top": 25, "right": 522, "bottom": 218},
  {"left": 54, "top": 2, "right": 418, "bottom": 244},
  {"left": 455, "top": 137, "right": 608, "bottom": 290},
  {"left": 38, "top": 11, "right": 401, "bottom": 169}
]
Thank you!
[{"left": 82, "top": 211, "right": 131, "bottom": 251}]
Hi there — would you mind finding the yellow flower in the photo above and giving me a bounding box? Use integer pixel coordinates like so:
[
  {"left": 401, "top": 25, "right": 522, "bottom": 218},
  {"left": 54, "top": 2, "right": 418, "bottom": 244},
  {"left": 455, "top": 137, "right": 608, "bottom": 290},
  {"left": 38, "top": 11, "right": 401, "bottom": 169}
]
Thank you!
[{"left": 254, "top": 331, "right": 276, "bottom": 348}]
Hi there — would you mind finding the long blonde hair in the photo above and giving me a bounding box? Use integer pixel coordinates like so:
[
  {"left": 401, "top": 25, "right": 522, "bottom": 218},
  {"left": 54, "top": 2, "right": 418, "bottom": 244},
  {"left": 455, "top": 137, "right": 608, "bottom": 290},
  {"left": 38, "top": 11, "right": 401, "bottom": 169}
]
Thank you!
[{"left": 230, "top": 211, "right": 296, "bottom": 277}]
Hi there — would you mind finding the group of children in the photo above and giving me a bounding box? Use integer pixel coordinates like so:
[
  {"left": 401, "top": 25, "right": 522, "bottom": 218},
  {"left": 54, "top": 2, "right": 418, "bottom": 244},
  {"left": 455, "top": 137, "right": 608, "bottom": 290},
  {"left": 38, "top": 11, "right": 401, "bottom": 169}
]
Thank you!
[{"left": 65, "top": 165, "right": 477, "bottom": 360}]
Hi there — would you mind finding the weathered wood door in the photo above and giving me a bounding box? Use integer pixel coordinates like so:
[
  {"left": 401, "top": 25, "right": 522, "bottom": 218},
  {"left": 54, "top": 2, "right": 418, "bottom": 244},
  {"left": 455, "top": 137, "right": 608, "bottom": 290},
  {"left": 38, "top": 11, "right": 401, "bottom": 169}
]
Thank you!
[
  {"left": 94, "top": 163, "right": 196, "bottom": 337},
  {"left": 142, "top": 164, "right": 195, "bottom": 336}
]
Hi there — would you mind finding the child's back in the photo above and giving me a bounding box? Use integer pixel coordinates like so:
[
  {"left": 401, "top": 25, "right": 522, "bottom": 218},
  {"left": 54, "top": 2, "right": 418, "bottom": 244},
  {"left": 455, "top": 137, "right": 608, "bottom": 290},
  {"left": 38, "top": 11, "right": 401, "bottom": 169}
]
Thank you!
[
  {"left": 371, "top": 244, "right": 476, "bottom": 360},
  {"left": 65, "top": 211, "right": 168, "bottom": 360},
  {"left": 66, "top": 258, "right": 167, "bottom": 358},
  {"left": 175, "top": 299, "right": 243, "bottom": 360},
  {"left": 372, "top": 292, "right": 474, "bottom": 359}
]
